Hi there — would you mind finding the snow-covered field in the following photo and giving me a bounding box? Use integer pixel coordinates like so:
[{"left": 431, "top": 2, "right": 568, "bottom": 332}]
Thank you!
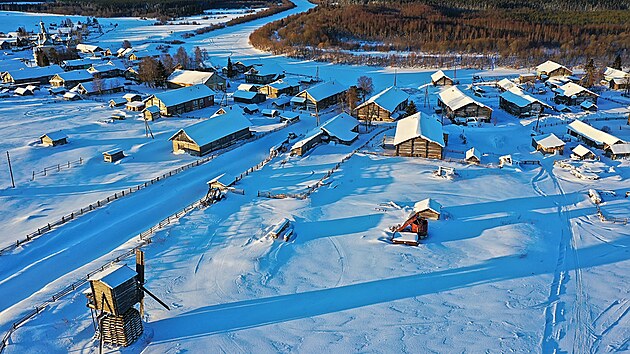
[{"left": 0, "top": 0, "right": 629, "bottom": 352}]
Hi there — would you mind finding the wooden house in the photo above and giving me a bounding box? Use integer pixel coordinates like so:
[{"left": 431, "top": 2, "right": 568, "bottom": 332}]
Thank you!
[
  {"left": 580, "top": 101, "right": 598, "bottom": 112},
  {"left": 123, "top": 93, "right": 141, "bottom": 102},
  {"left": 145, "top": 84, "right": 215, "bottom": 116},
  {"left": 167, "top": 69, "right": 226, "bottom": 91},
  {"left": 536, "top": 60, "right": 572, "bottom": 79},
  {"left": 280, "top": 111, "right": 300, "bottom": 123},
  {"left": 499, "top": 88, "right": 550, "bottom": 117},
  {"left": 207, "top": 173, "right": 235, "bottom": 191},
  {"left": 40, "top": 132, "right": 67, "bottom": 146},
  {"left": 291, "top": 80, "right": 347, "bottom": 112},
  {"left": 169, "top": 109, "right": 252, "bottom": 156},
  {"left": 290, "top": 113, "right": 359, "bottom": 155},
  {"left": 496, "top": 78, "right": 516, "bottom": 92},
  {"left": 465, "top": 147, "right": 481, "bottom": 164},
  {"left": 49, "top": 70, "right": 93, "bottom": 88},
  {"left": 88, "top": 265, "right": 140, "bottom": 316},
  {"left": 431, "top": 70, "right": 454, "bottom": 86},
  {"left": 290, "top": 129, "right": 324, "bottom": 156},
  {"left": 237, "top": 83, "right": 260, "bottom": 92},
  {"left": 554, "top": 82, "right": 598, "bottom": 106},
  {"left": 63, "top": 92, "right": 80, "bottom": 101},
  {"left": 76, "top": 43, "right": 104, "bottom": 54},
  {"left": 3, "top": 65, "right": 63, "bottom": 85},
  {"left": 437, "top": 86, "right": 492, "bottom": 124},
  {"left": 103, "top": 149, "right": 125, "bottom": 163},
  {"left": 126, "top": 101, "right": 145, "bottom": 111},
  {"left": 602, "top": 67, "right": 630, "bottom": 90},
  {"left": 242, "top": 104, "right": 259, "bottom": 114},
  {"left": 14, "top": 87, "right": 34, "bottom": 96},
  {"left": 142, "top": 106, "right": 160, "bottom": 121},
  {"left": 567, "top": 120, "right": 623, "bottom": 149},
  {"left": 532, "top": 133, "right": 565, "bottom": 155},
  {"left": 262, "top": 109, "right": 280, "bottom": 117},
  {"left": 71, "top": 78, "right": 125, "bottom": 96},
  {"left": 232, "top": 90, "right": 266, "bottom": 104},
  {"left": 62, "top": 58, "right": 98, "bottom": 71},
  {"left": 571, "top": 144, "right": 595, "bottom": 160},
  {"left": 606, "top": 143, "right": 630, "bottom": 160},
  {"left": 272, "top": 96, "right": 292, "bottom": 109},
  {"left": 88, "top": 61, "right": 126, "bottom": 79},
  {"left": 355, "top": 86, "right": 409, "bottom": 122},
  {"left": 244, "top": 63, "right": 284, "bottom": 84},
  {"left": 413, "top": 198, "right": 441, "bottom": 220},
  {"left": 518, "top": 73, "right": 536, "bottom": 83},
  {"left": 393, "top": 112, "right": 445, "bottom": 159},
  {"left": 259, "top": 79, "right": 300, "bottom": 98}
]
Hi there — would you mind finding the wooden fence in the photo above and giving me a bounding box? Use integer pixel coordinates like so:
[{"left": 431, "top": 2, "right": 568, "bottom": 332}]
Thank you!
[{"left": 31, "top": 158, "right": 83, "bottom": 181}]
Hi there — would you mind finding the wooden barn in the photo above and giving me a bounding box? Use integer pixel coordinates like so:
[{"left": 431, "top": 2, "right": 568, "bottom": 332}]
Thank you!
[
  {"left": 142, "top": 106, "right": 160, "bottom": 121},
  {"left": 499, "top": 88, "right": 550, "bottom": 117},
  {"left": 571, "top": 144, "right": 596, "bottom": 160},
  {"left": 554, "top": 82, "right": 598, "bottom": 106},
  {"left": 49, "top": 70, "right": 93, "bottom": 88},
  {"left": 40, "top": 132, "right": 67, "bottom": 146},
  {"left": 123, "top": 93, "right": 141, "bottom": 102},
  {"left": 606, "top": 143, "right": 630, "bottom": 160},
  {"left": 431, "top": 70, "right": 454, "bottom": 86},
  {"left": 355, "top": 86, "right": 409, "bottom": 122},
  {"left": 291, "top": 80, "right": 347, "bottom": 112},
  {"left": 71, "top": 78, "right": 125, "bottom": 96},
  {"left": 76, "top": 43, "right": 104, "bottom": 54},
  {"left": 567, "top": 120, "right": 623, "bottom": 149},
  {"left": 290, "top": 113, "right": 359, "bottom": 156},
  {"left": 109, "top": 98, "right": 127, "bottom": 108},
  {"left": 519, "top": 73, "right": 537, "bottom": 83},
  {"left": 532, "top": 133, "right": 565, "bottom": 155},
  {"left": 145, "top": 84, "right": 215, "bottom": 116},
  {"left": 536, "top": 60, "right": 572, "bottom": 79},
  {"left": 169, "top": 109, "right": 252, "bottom": 156},
  {"left": 393, "top": 112, "right": 446, "bottom": 159},
  {"left": 103, "top": 149, "right": 125, "bottom": 163},
  {"left": 290, "top": 129, "right": 324, "bottom": 156},
  {"left": 88, "top": 62, "right": 126, "bottom": 79},
  {"left": 126, "top": 101, "right": 145, "bottom": 111},
  {"left": 167, "top": 69, "right": 226, "bottom": 91},
  {"left": 232, "top": 90, "right": 266, "bottom": 104},
  {"left": 244, "top": 63, "right": 284, "bottom": 84},
  {"left": 259, "top": 79, "right": 300, "bottom": 98},
  {"left": 3, "top": 65, "right": 63, "bottom": 85},
  {"left": 62, "top": 58, "right": 97, "bottom": 71},
  {"left": 413, "top": 198, "right": 441, "bottom": 220},
  {"left": 437, "top": 86, "right": 492, "bottom": 124}
]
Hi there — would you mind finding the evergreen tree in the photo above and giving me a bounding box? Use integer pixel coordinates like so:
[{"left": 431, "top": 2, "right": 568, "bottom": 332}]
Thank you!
[
  {"left": 405, "top": 100, "right": 417, "bottom": 117},
  {"left": 193, "top": 46, "right": 203, "bottom": 69},
  {"left": 227, "top": 57, "right": 234, "bottom": 78},
  {"left": 583, "top": 58, "right": 596, "bottom": 88},
  {"left": 155, "top": 61, "right": 168, "bottom": 87},
  {"left": 612, "top": 55, "right": 622, "bottom": 70}
]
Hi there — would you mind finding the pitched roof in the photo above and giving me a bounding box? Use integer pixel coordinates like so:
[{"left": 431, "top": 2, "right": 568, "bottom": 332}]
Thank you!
[
  {"left": 609, "top": 143, "right": 630, "bottom": 155},
  {"left": 393, "top": 112, "right": 445, "bottom": 147},
  {"left": 71, "top": 78, "right": 124, "bottom": 94},
  {"left": 413, "top": 198, "right": 441, "bottom": 214},
  {"left": 496, "top": 78, "right": 516, "bottom": 91},
  {"left": 169, "top": 109, "right": 251, "bottom": 147},
  {"left": 356, "top": 86, "right": 409, "bottom": 113},
  {"left": 556, "top": 82, "right": 598, "bottom": 98},
  {"left": 246, "top": 63, "right": 284, "bottom": 76},
  {"left": 438, "top": 86, "right": 492, "bottom": 112},
  {"left": 152, "top": 84, "right": 215, "bottom": 107},
  {"left": 533, "top": 133, "right": 565, "bottom": 148},
  {"left": 603, "top": 67, "right": 629, "bottom": 80},
  {"left": 431, "top": 70, "right": 451, "bottom": 83},
  {"left": 89, "top": 265, "right": 136, "bottom": 288},
  {"left": 320, "top": 113, "right": 359, "bottom": 143},
  {"left": 500, "top": 87, "right": 550, "bottom": 108},
  {"left": 536, "top": 60, "right": 570, "bottom": 74},
  {"left": 465, "top": 147, "right": 481, "bottom": 161},
  {"left": 299, "top": 80, "right": 346, "bottom": 102},
  {"left": 143, "top": 105, "right": 160, "bottom": 113},
  {"left": 571, "top": 144, "right": 594, "bottom": 157},
  {"left": 567, "top": 120, "right": 623, "bottom": 147},
  {"left": 265, "top": 78, "right": 300, "bottom": 90},
  {"left": 62, "top": 58, "right": 99, "bottom": 67},
  {"left": 41, "top": 131, "right": 67, "bottom": 141},
  {"left": 6, "top": 65, "right": 63, "bottom": 81},
  {"left": 291, "top": 128, "right": 324, "bottom": 151},
  {"left": 167, "top": 70, "right": 218, "bottom": 85},
  {"left": 233, "top": 90, "right": 259, "bottom": 100},
  {"left": 53, "top": 70, "right": 93, "bottom": 82}
]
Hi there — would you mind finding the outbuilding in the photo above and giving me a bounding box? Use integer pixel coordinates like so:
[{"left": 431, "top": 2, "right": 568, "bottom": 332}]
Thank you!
[
  {"left": 499, "top": 88, "right": 550, "bottom": 117},
  {"left": 233, "top": 90, "right": 266, "bottom": 104},
  {"left": 567, "top": 120, "right": 623, "bottom": 149},
  {"left": 292, "top": 80, "right": 347, "bottom": 112},
  {"left": 145, "top": 84, "right": 215, "bottom": 116},
  {"left": 532, "top": 133, "right": 565, "bottom": 154},
  {"left": 355, "top": 86, "right": 409, "bottom": 122},
  {"left": 437, "top": 86, "right": 492, "bottom": 124},
  {"left": 142, "top": 106, "right": 160, "bottom": 121},
  {"left": 167, "top": 69, "right": 226, "bottom": 91},
  {"left": 40, "top": 132, "right": 68, "bottom": 146},
  {"left": 607, "top": 143, "right": 630, "bottom": 160},
  {"left": 571, "top": 144, "right": 596, "bottom": 160},
  {"left": 431, "top": 70, "right": 454, "bottom": 86},
  {"left": 536, "top": 60, "right": 572, "bottom": 79},
  {"left": 413, "top": 198, "right": 441, "bottom": 220},
  {"left": 554, "top": 82, "right": 598, "bottom": 106},
  {"left": 465, "top": 147, "right": 481, "bottom": 164},
  {"left": 103, "top": 149, "right": 125, "bottom": 163}
]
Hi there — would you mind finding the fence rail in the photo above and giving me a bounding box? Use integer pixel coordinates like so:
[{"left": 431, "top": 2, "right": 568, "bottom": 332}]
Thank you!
[{"left": 31, "top": 158, "right": 83, "bottom": 181}]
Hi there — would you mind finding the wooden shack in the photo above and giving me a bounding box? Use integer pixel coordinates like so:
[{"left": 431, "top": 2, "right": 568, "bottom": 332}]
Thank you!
[
  {"left": 233, "top": 90, "right": 266, "bottom": 104},
  {"left": 393, "top": 112, "right": 445, "bottom": 159},
  {"left": 554, "top": 82, "right": 598, "bottom": 106},
  {"left": 126, "top": 101, "right": 145, "bottom": 111},
  {"left": 431, "top": 70, "right": 454, "bottom": 86},
  {"left": 536, "top": 60, "right": 573, "bottom": 79},
  {"left": 143, "top": 105, "right": 160, "bottom": 121},
  {"left": 567, "top": 120, "right": 623, "bottom": 149},
  {"left": 465, "top": 147, "right": 481, "bottom": 164},
  {"left": 499, "top": 88, "right": 550, "bottom": 117},
  {"left": 413, "top": 198, "right": 441, "bottom": 220},
  {"left": 437, "top": 86, "right": 492, "bottom": 124},
  {"left": 40, "top": 132, "right": 68, "bottom": 146},
  {"left": 88, "top": 265, "right": 140, "bottom": 316},
  {"left": 532, "top": 133, "right": 565, "bottom": 155},
  {"left": 145, "top": 84, "right": 215, "bottom": 116},
  {"left": 260, "top": 79, "right": 300, "bottom": 98},
  {"left": 103, "top": 149, "right": 125, "bottom": 163},
  {"left": 607, "top": 143, "right": 630, "bottom": 160},
  {"left": 291, "top": 80, "right": 347, "bottom": 112},
  {"left": 571, "top": 144, "right": 595, "bottom": 160}
]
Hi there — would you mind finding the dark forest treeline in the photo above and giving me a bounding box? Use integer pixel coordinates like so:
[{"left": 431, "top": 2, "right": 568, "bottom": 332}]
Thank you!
[
  {"left": 0, "top": 0, "right": 280, "bottom": 18},
  {"left": 249, "top": 2, "right": 629, "bottom": 66}
]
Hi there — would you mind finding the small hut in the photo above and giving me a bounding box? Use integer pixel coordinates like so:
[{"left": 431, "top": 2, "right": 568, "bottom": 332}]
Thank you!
[
  {"left": 532, "top": 133, "right": 565, "bottom": 155},
  {"left": 143, "top": 105, "right": 160, "bottom": 121},
  {"left": 431, "top": 70, "right": 454, "bottom": 86},
  {"left": 109, "top": 98, "right": 127, "bottom": 108},
  {"left": 103, "top": 149, "right": 125, "bottom": 163},
  {"left": 571, "top": 144, "right": 595, "bottom": 160},
  {"left": 40, "top": 132, "right": 68, "bottom": 146},
  {"left": 413, "top": 198, "right": 441, "bottom": 220},
  {"left": 580, "top": 101, "right": 598, "bottom": 112},
  {"left": 63, "top": 92, "right": 80, "bottom": 101},
  {"left": 465, "top": 147, "right": 481, "bottom": 164},
  {"left": 607, "top": 143, "right": 630, "bottom": 160},
  {"left": 123, "top": 93, "right": 141, "bottom": 102},
  {"left": 126, "top": 101, "right": 145, "bottom": 111},
  {"left": 208, "top": 173, "right": 235, "bottom": 190}
]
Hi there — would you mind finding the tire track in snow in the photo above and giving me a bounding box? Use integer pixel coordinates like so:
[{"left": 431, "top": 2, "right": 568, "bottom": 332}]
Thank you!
[{"left": 590, "top": 299, "right": 630, "bottom": 353}]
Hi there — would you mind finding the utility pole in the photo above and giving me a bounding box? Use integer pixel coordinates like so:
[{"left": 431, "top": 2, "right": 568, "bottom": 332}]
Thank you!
[
  {"left": 136, "top": 249, "right": 145, "bottom": 317},
  {"left": 6, "top": 151, "right": 15, "bottom": 188},
  {"left": 144, "top": 118, "right": 154, "bottom": 139}
]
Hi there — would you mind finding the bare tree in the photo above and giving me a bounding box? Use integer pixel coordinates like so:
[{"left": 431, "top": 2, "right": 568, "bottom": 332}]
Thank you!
[
  {"left": 193, "top": 46, "right": 203, "bottom": 69},
  {"left": 357, "top": 75, "right": 373, "bottom": 101},
  {"left": 173, "top": 46, "right": 190, "bottom": 70}
]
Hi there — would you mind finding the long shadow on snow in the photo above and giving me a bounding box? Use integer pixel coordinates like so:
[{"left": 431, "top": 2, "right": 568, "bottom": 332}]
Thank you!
[{"left": 148, "top": 236, "right": 630, "bottom": 344}]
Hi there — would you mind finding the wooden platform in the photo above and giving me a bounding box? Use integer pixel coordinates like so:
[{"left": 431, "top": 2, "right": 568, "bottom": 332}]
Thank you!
[{"left": 100, "top": 308, "right": 143, "bottom": 347}]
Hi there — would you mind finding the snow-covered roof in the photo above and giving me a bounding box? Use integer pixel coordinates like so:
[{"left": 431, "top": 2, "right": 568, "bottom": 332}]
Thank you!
[
  {"left": 533, "top": 133, "right": 565, "bottom": 149},
  {"left": 237, "top": 83, "right": 259, "bottom": 91},
  {"left": 567, "top": 120, "right": 623, "bottom": 147},
  {"left": 265, "top": 78, "right": 300, "bottom": 90},
  {"left": 52, "top": 70, "right": 92, "bottom": 82},
  {"left": 14, "top": 87, "right": 32, "bottom": 95},
  {"left": 431, "top": 70, "right": 451, "bottom": 83},
  {"left": 40, "top": 131, "right": 67, "bottom": 140},
  {"left": 152, "top": 84, "right": 215, "bottom": 107},
  {"left": 496, "top": 78, "right": 516, "bottom": 91},
  {"left": 126, "top": 101, "right": 144, "bottom": 108},
  {"left": 169, "top": 109, "right": 251, "bottom": 147},
  {"left": 609, "top": 143, "right": 630, "bottom": 155},
  {"left": 603, "top": 67, "right": 629, "bottom": 80},
  {"left": 88, "top": 62, "right": 124, "bottom": 74},
  {"left": 143, "top": 105, "right": 160, "bottom": 114},
  {"left": 274, "top": 96, "right": 292, "bottom": 106},
  {"left": 246, "top": 63, "right": 284, "bottom": 77},
  {"left": 262, "top": 108, "right": 278, "bottom": 116},
  {"left": 243, "top": 103, "right": 259, "bottom": 112},
  {"left": 207, "top": 173, "right": 235, "bottom": 187},
  {"left": 290, "top": 96, "right": 306, "bottom": 104},
  {"left": 280, "top": 111, "right": 300, "bottom": 120},
  {"left": 89, "top": 264, "right": 136, "bottom": 288},
  {"left": 465, "top": 147, "right": 481, "bottom": 161},
  {"left": 413, "top": 198, "right": 441, "bottom": 214},
  {"left": 167, "top": 70, "right": 218, "bottom": 85},
  {"left": 123, "top": 93, "right": 140, "bottom": 100},
  {"left": 536, "top": 60, "right": 570, "bottom": 74},
  {"left": 393, "top": 112, "right": 445, "bottom": 147},
  {"left": 5, "top": 65, "right": 63, "bottom": 81},
  {"left": 63, "top": 92, "right": 78, "bottom": 99},
  {"left": 233, "top": 90, "right": 259, "bottom": 100},
  {"left": 298, "top": 80, "right": 346, "bottom": 102},
  {"left": 356, "top": 86, "right": 409, "bottom": 113},
  {"left": 291, "top": 128, "right": 324, "bottom": 151},
  {"left": 556, "top": 82, "right": 598, "bottom": 98},
  {"left": 571, "top": 144, "right": 593, "bottom": 157},
  {"left": 500, "top": 87, "right": 550, "bottom": 108},
  {"left": 71, "top": 78, "right": 123, "bottom": 94},
  {"left": 62, "top": 58, "right": 99, "bottom": 67},
  {"left": 320, "top": 113, "right": 359, "bottom": 143},
  {"left": 580, "top": 101, "right": 597, "bottom": 109},
  {"left": 76, "top": 43, "right": 102, "bottom": 53},
  {"left": 437, "top": 86, "right": 492, "bottom": 112}
]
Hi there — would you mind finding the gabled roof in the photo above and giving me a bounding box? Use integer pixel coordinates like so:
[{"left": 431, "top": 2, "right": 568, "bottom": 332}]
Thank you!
[
  {"left": 40, "top": 131, "right": 67, "bottom": 141},
  {"left": 71, "top": 78, "right": 124, "bottom": 94},
  {"left": 556, "top": 82, "right": 598, "bottom": 98},
  {"left": 567, "top": 120, "right": 623, "bottom": 147},
  {"left": 298, "top": 80, "right": 346, "bottom": 102},
  {"left": 233, "top": 90, "right": 259, "bottom": 100},
  {"left": 143, "top": 105, "right": 160, "bottom": 113},
  {"left": 207, "top": 173, "right": 235, "bottom": 188},
  {"left": 152, "top": 84, "right": 215, "bottom": 107},
  {"left": 609, "top": 143, "right": 630, "bottom": 155},
  {"left": 496, "top": 78, "right": 516, "bottom": 91},
  {"left": 76, "top": 43, "right": 103, "bottom": 52},
  {"left": 246, "top": 63, "right": 284, "bottom": 77},
  {"left": 413, "top": 198, "right": 441, "bottom": 214},
  {"left": 580, "top": 101, "right": 597, "bottom": 109},
  {"left": 465, "top": 147, "right": 481, "bottom": 161},
  {"left": 571, "top": 144, "right": 594, "bottom": 157},
  {"left": 320, "top": 113, "right": 359, "bottom": 143},
  {"left": 88, "top": 62, "right": 124, "bottom": 74},
  {"left": 533, "top": 133, "right": 565, "bottom": 149},
  {"left": 169, "top": 109, "right": 251, "bottom": 147},
  {"left": 62, "top": 58, "right": 99, "bottom": 67},
  {"left": 393, "top": 112, "right": 445, "bottom": 147},
  {"left": 167, "top": 70, "right": 219, "bottom": 85},
  {"left": 500, "top": 87, "right": 551, "bottom": 108},
  {"left": 603, "top": 67, "right": 629, "bottom": 80},
  {"left": 537, "top": 60, "right": 570, "bottom": 74},
  {"left": 431, "top": 70, "right": 451, "bottom": 83},
  {"left": 291, "top": 128, "right": 324, "bottom": 151},
  {"left": 265, "top": 78, "right": 300, "bottom": 90},
  {"left": 52, "top": 70, "right": 92, "bottom": 82},
  {"left": 5, "top": 65, "right": 63, "bottom": 81},
  {"left": 438, "top": 86, "right": 492, "bottom": 112},
  {"left": 356, "top": 86, "right": 409, "bottom": 113}
]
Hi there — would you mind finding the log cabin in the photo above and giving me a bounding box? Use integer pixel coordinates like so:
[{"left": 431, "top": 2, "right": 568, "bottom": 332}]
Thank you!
[
  {"left": 413, "top": 198, "right": 441, "bottom": 220},
  {"left": 40, "top": 132, "right": 67, "bottom": 146},
  {"left": 103, "top": 149, "right": 125, "bottom": 163},
  {"left": 431, "top": 70, "right": 454, "bottom": 86},
  {"left": 393, "top": 112, "right": 446, "bottom": 159},
  {"left": 167, "top": 69, "right": 226, "bottom": 91},
  {"left": 244, "top": 63, "right": 284, "bottom": 84},
  {"left": 536, "top": 60, "right": 573, "bottom": 79},
  {"left": 437, "top": 86, "right": 492, "bottom": 124},
  {"left": 606, "top": 143, "right": 630, "bottom": 160},
  {"left": 232, "top": 90, "right": 266, "bottom": 104},
  {"left": 3, "top": 65, "right": 63, "bottom": 85},
  {"left": 355, "top": 86, "right": 409, "bottom": 122},
  {"left": 291, "top": 80, "right": 347, "bottom": 112},
  {"left": 554, "top": 82, "right": 598, "bottom": 106},
  {"left": 567, "top": 120, "right": 623, "bottom": 149},
  {"left": 571, "top": 144, "right": 596, "bottom": 160},
  {"left": 499, "top": 88, "right": 550, "bottom": 117},
  {"left": 142, "top": 106, "right": 160, "bottom": 121},
  {"left": 290, "top": 113, "right": 359, "bottom": 155},
  {"left": 49, "top": 70, "right": 93, "bottom": 88},
  {"left": 259, "top": 79, "right": 300, "bottom": 98},
  {"left": 71, "top": 78, "right": 125, "bottom": 96},
  {"left": 145, "top": 84, "right": 215, "bottom": 116},
  {"left": 532, "top": 133, "right": 565, "bottom": 155}
]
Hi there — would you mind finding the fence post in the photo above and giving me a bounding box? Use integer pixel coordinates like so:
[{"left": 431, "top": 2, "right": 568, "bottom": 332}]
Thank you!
[
  {"left": 32, "top": 171, "right": 35, "bottom": 181},
  {"left": 57, "top": 164, "right": 60, "bottom": 172}
]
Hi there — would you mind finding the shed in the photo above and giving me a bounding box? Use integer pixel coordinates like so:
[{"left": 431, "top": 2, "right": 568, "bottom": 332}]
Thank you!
[
  {"left": 233, "top": 90, "right": 266, "bottom": 104},
  {"left": 109, "top": 98, "right": 127, "bottom": 108},
  {"left": 244, "top": 63, "right": 284, "bottom": 84},
  {"left": 536, "top": 60, "right": 573, "bottom": 79},
  {"left": 40, "top": 132, "right": 68, "bottom": 146},
  {"left": 320, "top": 113, "right": 360, "bottom": 144},
  {"left": 580, "top": 101, "right": 598, "bottom": 112},
  {"left": 259, "top": 79, "right": 300, "bottom": 98},
  {"left": 519, "top": 73, "right": 536, "bottom": 83},
  {"left": 532, "top": 133, "right": 565, "bottom": 155},
  {"left": 280, "top": 111, "right": 300, "bottom": 123},
  {"left": 145, "top": 84, "right": 215, "bottom": 116},
  {"left": 14, "top": 87, "right": 34, "bottom": 96},
  {"left": 123, "top": 93, "right": 141, "bottom": 102},
  {"left": 207, "top": 173, "right": 235, "bottom": 190},
  {"left": 167, "top": 69, "right": 226, "bottom": 90},
  {"left": 554, "top": 82, "right": 598, "bottom": 106},
  {"left": 465, "top": 147, "right": 481, "bottom": 164},
  {"left": 499, "top": 87, "right": 550, "bottom": 117},
  {"left": 242, "top": 104, "right": 259, "bottom": 114},
  {"left": 393, "top": 112, "right": 445, "bottom": 159},
  {"left": 292, "top": 80, "right": 347, "bottom": 112},
  {"left": 237, "top": 83, "right": 260, "bottom": 92},
  {"left": 63, "top": 92, "right": 80, "bottom": 101},
  {"left": 413, "top": 198, "right": 441, "bottom": 220},
  {"left": 290, "top": 129, "right": 324, "bottom": 156},
  {"left": 431, "top": 70, "right": 454, "bottom": 86},
  {"left": 496, "top": 78, "right": 516, "bottom": 92},
  {"left": 103, "top": 149, "right": 125, "bottom": 163},
  {"left": 571, "top": 144, "right": 595, "bottom": 160},
  {"left": 88, "top": 265, "right": 140, "bottom": 316},
  {"left": 143, "top": 105, "right": 160, "bottom": 121},
  {"left": 262, "top": 109, "right": 279, "bottom": 117},
  {"left": 567, "top": 120, "right": 623, "bottom": 149},
  {"left": 272, "top": 96, "right": 292, "bottom": 109},
  {"left": 437, "top": 86, "right": 492, "bottom": 123}
]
